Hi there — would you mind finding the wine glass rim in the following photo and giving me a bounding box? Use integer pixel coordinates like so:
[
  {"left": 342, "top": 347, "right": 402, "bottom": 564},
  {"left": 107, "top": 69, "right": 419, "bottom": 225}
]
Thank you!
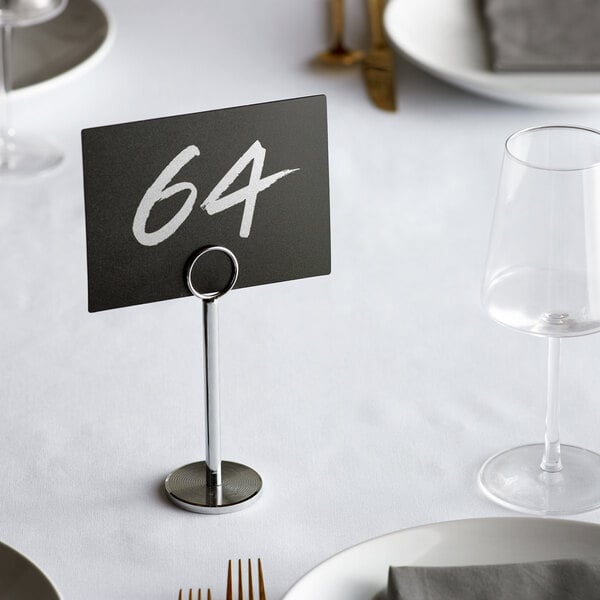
[{"left": 505, "top": 125, "right": 600, "bottom": 172}]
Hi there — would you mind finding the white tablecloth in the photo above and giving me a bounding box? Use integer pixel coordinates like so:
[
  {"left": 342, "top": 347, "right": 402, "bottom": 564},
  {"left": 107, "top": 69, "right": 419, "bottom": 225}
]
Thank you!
[{"left": 3, "top": 1, "right": 600, "bottom": 598}]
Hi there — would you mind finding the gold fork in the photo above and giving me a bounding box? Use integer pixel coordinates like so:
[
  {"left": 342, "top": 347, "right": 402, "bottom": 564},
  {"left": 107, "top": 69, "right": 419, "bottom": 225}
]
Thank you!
[
  {"left": 226, "top": 559, "right": 266, "bottom": 600},
  {"left": 178, "top": 589, "right": 212, "bottom": 600}
]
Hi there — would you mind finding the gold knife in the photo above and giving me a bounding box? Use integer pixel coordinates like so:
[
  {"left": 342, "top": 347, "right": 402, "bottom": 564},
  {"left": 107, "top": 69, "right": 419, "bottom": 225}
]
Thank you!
[{"left": 363, "top": 0, "right": 396, "bottom": 111}]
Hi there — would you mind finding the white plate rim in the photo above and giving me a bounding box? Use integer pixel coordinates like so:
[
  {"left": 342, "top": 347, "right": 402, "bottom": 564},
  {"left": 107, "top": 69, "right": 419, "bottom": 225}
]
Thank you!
[
  {"left": 282, "top": 516, "right": 600, "bottom": 598},
  {"left": 383, "top": 0, "right": 600, "bottom": 109},
  {"left": 0, "top": 538, "right": 62, "bottom": 599}
]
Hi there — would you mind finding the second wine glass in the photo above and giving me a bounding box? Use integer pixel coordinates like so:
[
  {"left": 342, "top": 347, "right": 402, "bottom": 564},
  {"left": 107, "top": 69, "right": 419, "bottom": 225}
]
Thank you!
[
  {"left": 0, "top": 0, "right": 67, "bottom": 177},
  {"left": 480, "top": 125, "right": 600, "bottom": 515}
]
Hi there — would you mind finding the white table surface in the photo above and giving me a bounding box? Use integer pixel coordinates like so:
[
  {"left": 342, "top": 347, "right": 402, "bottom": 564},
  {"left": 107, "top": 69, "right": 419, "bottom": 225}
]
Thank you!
[{"left": 3, "top": 1, "right": 600, "bottom": 598}]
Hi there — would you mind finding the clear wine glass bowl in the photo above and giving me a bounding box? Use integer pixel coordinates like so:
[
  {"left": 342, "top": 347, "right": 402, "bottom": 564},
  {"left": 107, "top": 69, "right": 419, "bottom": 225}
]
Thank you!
[{"left": 480, "top": 125, "right": 600, "bottom": 515}]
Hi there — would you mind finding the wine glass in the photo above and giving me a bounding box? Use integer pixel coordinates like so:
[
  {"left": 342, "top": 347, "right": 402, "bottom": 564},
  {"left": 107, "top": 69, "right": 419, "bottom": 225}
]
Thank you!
[
  {"left": 0, "top": 0, "right": 67, "bottom": 177},
  {"left": 480, "top": 125, "right": 600, "bottom": 515}
]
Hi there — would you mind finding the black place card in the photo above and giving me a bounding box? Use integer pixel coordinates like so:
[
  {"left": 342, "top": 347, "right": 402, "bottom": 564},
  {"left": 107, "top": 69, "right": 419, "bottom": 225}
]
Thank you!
[{"left": 82, "top": 95, "right": 330, "bottom": 312}]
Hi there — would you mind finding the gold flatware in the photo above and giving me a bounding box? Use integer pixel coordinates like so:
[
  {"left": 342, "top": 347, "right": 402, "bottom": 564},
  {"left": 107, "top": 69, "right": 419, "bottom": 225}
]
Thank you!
[
  {"left": 178, "top": 588, "right": 212, "bottom": 600},
  {"left": 226, "top": 558, "right": 266, "bottom": 600},
  {"left": 363, "top": 0, "right": 396, "bottom": 111},
  {"left": 317, "top": 0, "right": 364, "bottom": 67}
]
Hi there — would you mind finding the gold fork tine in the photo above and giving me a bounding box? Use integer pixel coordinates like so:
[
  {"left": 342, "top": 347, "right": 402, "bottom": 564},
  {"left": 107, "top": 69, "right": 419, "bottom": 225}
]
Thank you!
[
  {"left": 258, "top": 559, "right": 266, "bottom": 600},
  {"left": 227, "top": 560, "right": 233, "bottom": 600},
  {"left": 238, "top": 559, "right": 244, "bottom": 600},
  {"left": 248, "top": 559, "right": 254, "bottom": 600},
  {"left": 178, "top": 588, "right": 208, "bottom": 600}
]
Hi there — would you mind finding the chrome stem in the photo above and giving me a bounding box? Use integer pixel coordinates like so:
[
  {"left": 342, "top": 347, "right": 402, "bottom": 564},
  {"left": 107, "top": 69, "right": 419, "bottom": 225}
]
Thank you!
[{"left": 203, "top": 298, "right": 222, "bottom": 487}]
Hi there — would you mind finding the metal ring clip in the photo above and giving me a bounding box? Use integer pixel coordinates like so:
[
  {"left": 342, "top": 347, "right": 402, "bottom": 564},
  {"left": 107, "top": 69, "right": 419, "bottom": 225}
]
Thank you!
[{"left": 186, "top": 245, "right": 239, "bottom": 300}]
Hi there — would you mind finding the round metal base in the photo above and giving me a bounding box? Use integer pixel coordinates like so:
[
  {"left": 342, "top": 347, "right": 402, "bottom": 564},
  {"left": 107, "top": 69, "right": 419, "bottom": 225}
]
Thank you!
[{"left": 165, "top": 461, "right": 262, "bottom": 514}]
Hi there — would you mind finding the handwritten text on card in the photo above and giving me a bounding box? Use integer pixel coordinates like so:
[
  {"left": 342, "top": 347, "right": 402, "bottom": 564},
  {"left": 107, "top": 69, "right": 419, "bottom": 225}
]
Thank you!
[{"left": 132, "top": 141, "right": 299, "bottom": 246}]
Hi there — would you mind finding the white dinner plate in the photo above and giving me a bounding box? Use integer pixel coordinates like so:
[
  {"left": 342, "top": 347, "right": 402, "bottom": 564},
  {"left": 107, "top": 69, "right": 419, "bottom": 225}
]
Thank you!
[
  {"left": 384, "top": 0, "right": 600, "bottom": 109},
  {"left": 0, "top": 539, "right": 61, "bottom": 599},
  {"left": 283, "top": 517, "right": 600, "bottom": 599},
  {"left": 11, "top": 0, "right": 113, "bottom": 98}
]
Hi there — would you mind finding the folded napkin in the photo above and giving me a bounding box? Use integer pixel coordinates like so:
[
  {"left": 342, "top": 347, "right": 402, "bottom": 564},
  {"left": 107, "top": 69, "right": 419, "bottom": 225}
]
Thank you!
[
  {"left": 480, "top": 0, "right": 600, "bottom": 71},
  {"left": 387, "top": 558, "right": 600, "bottom": 599}
]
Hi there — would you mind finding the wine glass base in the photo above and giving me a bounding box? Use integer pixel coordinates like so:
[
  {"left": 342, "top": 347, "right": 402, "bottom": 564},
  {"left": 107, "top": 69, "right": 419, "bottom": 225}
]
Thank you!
[
  {"left": 0, "top": 133, "right": 63, "bottom": 177},
  {"left": 479, "top": 443, "right": 600, "bottom": 515}
]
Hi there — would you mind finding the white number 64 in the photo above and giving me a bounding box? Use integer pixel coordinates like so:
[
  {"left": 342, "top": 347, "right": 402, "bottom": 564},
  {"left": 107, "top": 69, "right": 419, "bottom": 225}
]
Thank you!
[{"left": 132, "top": 141, "right": 299, "bottom": 247}]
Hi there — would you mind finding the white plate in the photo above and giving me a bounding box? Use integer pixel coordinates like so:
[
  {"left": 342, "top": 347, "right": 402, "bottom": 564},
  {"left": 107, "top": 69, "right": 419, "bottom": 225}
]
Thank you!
[
  {"left": 384, "top": 0, "right": 600, "bottom": 109},
  {"left": 11, "top": 0, "right": 113, "bottom": 98},
  {"left": 283, "top": 517, "right": 600, "bottom": 599},
  {"left": 0, "top": 539, "right": 61, "bottom": 599}
]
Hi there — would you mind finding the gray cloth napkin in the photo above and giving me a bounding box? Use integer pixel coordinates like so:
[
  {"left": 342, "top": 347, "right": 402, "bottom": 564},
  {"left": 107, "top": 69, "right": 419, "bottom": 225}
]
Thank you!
[
  {"left": 387, "top": 558, "right": 600, "bottom": 599},
  {"left": 480, "top": 0, "right": 600, "bottom": 71}
]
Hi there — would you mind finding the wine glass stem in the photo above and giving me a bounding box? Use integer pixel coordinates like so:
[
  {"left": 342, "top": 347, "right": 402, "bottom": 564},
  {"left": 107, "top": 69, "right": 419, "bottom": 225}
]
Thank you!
[
  {"left": 541, "top": 336, "right": 563, "bottom": 472},
  {"left": 0, "top": 24, "right": 13, "bottom": 139}
]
